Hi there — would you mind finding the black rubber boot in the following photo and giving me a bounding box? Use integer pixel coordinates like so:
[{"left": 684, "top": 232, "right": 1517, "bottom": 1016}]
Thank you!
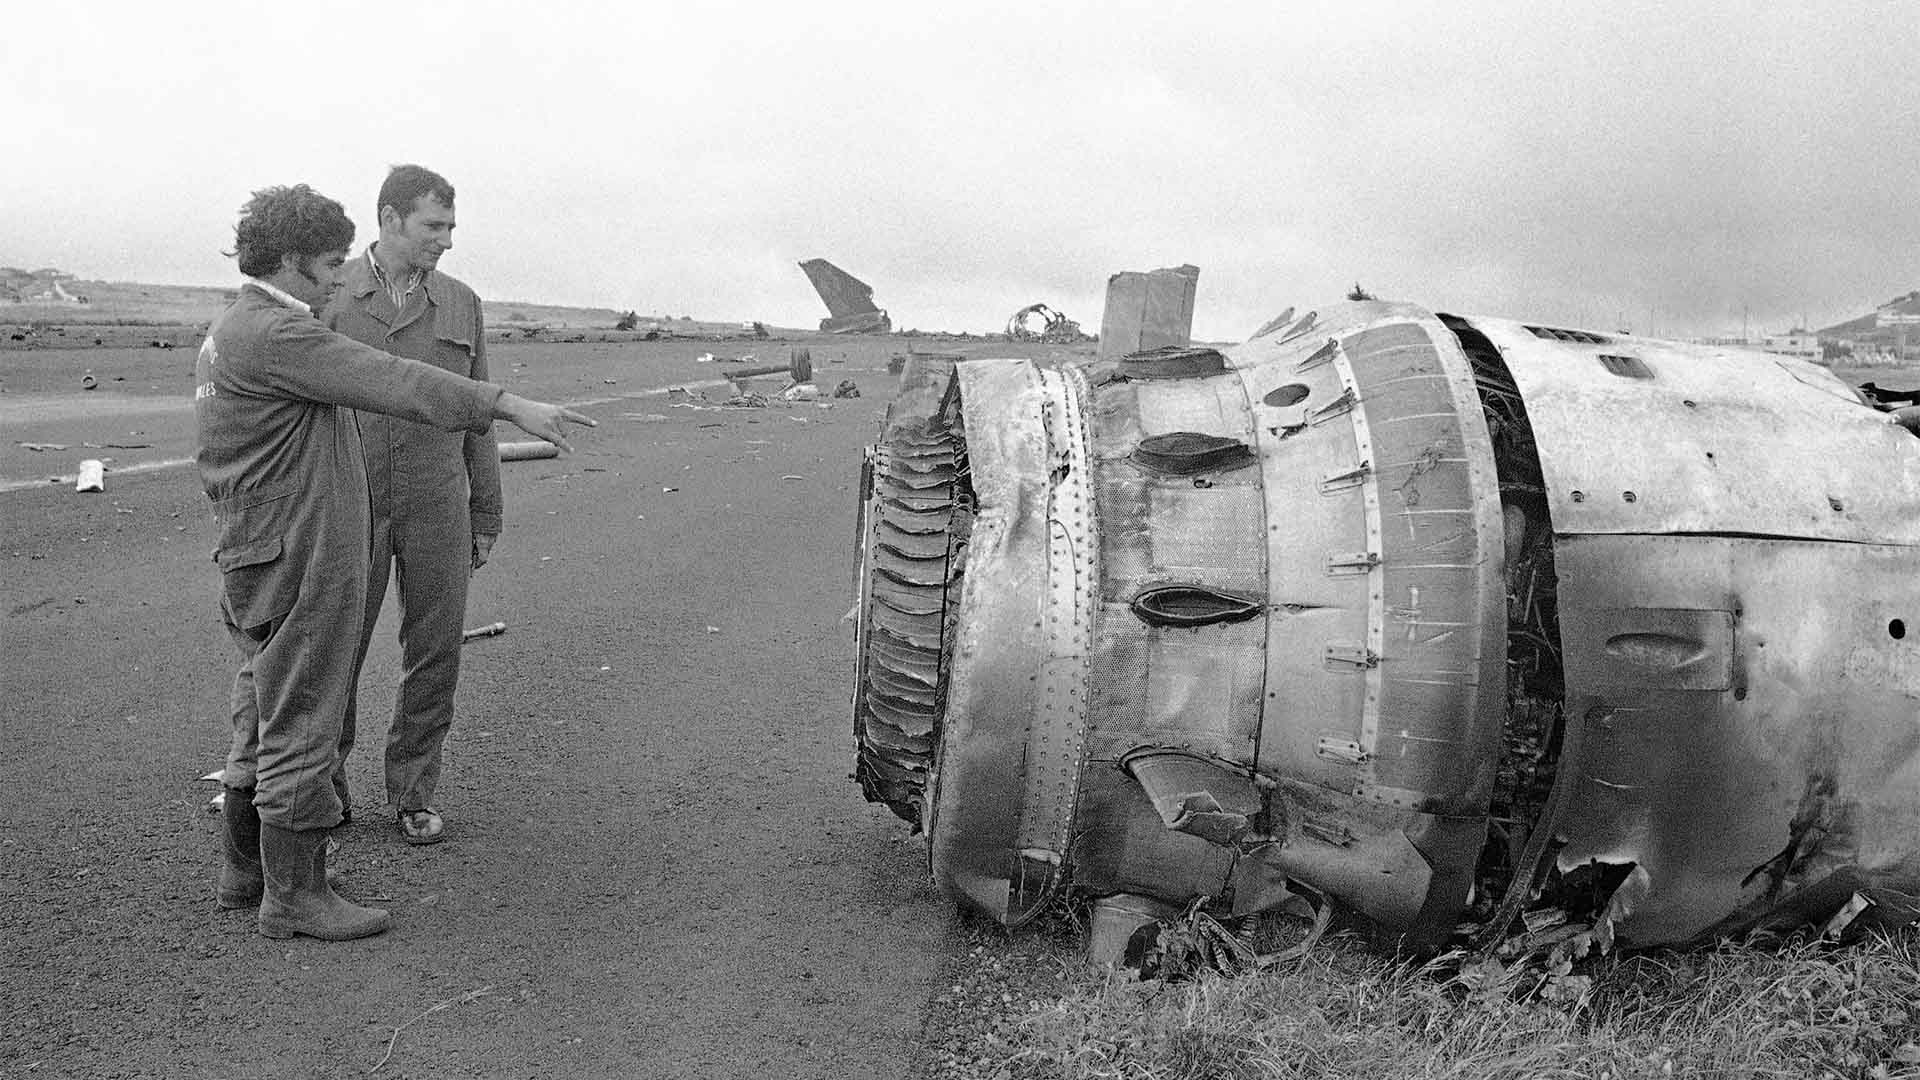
[
  {"left": 257, "top": 823, "right": 389, "bottom": 941},
  {"left": 216, "top": 786, "right": 264, "bottom": 909}
]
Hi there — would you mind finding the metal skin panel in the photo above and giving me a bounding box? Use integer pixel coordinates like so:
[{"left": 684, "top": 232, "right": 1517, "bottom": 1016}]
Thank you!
[
  {"left": 924, "top": 360, "right": 1054, "bottom": 923},
  {"left": 1237, "top": 319, "right": 1372, "bottom": 792},
  {"left": 1071, "top": 767, "right": 1238, "bottom": 901},
  {"left": 1551, "top": 533, "right": 1920, "bottom": 946},
  {"left": 1471, "top": 317, "right": 1920, "bottom": 544},
  {"left": 1145, "top": 485, "right": 1266, "bottom": 592},
  {"left": 1339, "top": 320, "right": 1505, "bottom": 814},
  {"left": 1084, "top": 368, "right": 1264, "bottom": 769},
  {"left": 1234, "top": 305, "right": 1505, "bottom": 810},
  {"left": 1223, "top": 303, "right": 1506, "bottom": 946}
]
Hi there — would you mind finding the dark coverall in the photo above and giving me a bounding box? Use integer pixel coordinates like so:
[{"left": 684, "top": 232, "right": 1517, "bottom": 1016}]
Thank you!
[
  {"left": 194, "top": 285, "right": 503, "bottom": 831},
  {"left": 322, "top": 257, "right": 500, "bottom": 814}
]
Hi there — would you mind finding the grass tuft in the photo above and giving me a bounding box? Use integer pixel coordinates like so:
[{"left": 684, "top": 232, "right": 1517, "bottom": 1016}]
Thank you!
[{"left": 986, "top": 929, "right": 1920, "bottom": 1080}]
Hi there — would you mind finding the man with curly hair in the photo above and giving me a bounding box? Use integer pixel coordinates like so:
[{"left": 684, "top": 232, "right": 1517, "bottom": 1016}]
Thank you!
[
  {"left": 195, "top": 183, "right": 593, "bottom": 940},
  {"left": 323, "top": 165, "right": 495, "bottom": 847}
]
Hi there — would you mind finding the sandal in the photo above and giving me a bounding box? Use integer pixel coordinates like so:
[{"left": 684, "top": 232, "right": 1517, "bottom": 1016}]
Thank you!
[{"left": 398, "top": 808, "right": 444, "bottom": 846}]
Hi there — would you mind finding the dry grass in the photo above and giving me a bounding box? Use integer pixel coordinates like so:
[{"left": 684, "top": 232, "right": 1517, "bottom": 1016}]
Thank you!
[{"left": 983, "top": 929, "right": 1920, "bottom": 1080}]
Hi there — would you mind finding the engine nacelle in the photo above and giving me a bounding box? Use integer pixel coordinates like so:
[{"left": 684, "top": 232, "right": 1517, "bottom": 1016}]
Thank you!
[{"left": 852, "top": 301, "right": 1920, "bottom": 954}]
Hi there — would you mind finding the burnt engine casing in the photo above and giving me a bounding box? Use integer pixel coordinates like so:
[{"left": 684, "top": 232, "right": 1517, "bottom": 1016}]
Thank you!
[{"left": 851, "top": 301, "right": 1920, "bottom": 952}]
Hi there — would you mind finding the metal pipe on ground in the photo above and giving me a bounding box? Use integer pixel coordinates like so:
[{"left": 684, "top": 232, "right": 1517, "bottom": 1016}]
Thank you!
[
  {"left": 725, "top": 348, "right": 813, "bottom": 384},
  {"left": 498, "top": 441, "right": 560, "bottom": 461}
]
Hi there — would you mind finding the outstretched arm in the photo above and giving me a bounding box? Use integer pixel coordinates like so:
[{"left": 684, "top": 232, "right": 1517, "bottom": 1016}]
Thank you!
[{"left": 494, "top": 393, "right": 597, "bottom": 452}]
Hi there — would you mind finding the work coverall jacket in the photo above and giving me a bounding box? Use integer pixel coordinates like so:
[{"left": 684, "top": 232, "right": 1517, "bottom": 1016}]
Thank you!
[
  {"left": 195, "top": 284, "right": 503, "bottom": 830},
  {"left": 322, "top": 256, "right": 500, "bottom": 813}
]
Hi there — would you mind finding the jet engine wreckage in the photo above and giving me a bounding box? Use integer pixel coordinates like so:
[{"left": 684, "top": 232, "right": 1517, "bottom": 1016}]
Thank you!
[{"left": 851, "top": 299, "right": 1920, "bottom": 962}]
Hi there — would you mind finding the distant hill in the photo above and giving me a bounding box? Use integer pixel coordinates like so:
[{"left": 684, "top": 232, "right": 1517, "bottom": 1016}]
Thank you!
[{"left": 0, "top": 268, "right": 753, "bottom": 335}]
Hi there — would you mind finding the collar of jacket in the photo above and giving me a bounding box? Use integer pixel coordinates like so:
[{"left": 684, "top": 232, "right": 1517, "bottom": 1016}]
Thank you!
[
  {"left": 243, "top": 277, "right": 312, "bottom": 315},
  {"left": 342, "top": 253, "right": 448, "bottom": 331},
  {"left": 346, "top": 250, "right": 449, "bottom": 304}
]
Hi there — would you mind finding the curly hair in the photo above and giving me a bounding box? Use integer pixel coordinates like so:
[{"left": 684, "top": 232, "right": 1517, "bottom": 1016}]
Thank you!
[{"left": 229, "top": 184, "right": 356, "bottom": 279}]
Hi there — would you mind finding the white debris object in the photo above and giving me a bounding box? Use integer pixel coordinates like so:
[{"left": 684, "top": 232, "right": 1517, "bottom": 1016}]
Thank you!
[
  {"left": 498, "top": 441, "right": 560, "bottom": 462},
  {"left": 75, "top": 460, "right": 105, "bottom": 493},
  {"left": 781, "top": 383, "right": 820, "bottom": 402}
]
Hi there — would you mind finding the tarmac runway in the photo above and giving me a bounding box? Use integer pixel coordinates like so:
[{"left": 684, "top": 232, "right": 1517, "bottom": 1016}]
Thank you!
[{"left": 0, "top": 335, "right": 973, "bottom": 1079}]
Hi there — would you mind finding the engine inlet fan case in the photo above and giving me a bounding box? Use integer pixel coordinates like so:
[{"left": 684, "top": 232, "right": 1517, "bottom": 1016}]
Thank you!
[{"left": 925, "top": 303, "right": 1508, "bottom": 944}]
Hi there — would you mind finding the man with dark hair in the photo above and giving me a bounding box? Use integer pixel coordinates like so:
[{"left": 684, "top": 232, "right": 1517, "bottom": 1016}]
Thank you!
[
  {"left": 197, "top": 183, "right": 593, "bottom": 940},
  {"left": 322, "top": 164, "right": 494, "bottom": 847}
]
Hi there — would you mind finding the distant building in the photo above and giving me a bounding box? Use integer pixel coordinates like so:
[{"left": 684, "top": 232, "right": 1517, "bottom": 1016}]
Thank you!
[
  {"left": 1818, "top": 291, "right": 1920, "bottom": 364},
  {"left": 0, "top": 268, "right": 85, "bottom": 306},
  {"left": 1692, "top": 328, "right": 1821, "bottom": 363}
]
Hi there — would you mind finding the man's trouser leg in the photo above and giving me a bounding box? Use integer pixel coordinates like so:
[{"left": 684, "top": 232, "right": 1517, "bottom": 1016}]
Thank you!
[
  {"left": 217, "top": 640, "right": 267, "bottom": 908},
  {"left": 224, "top": 577, "right": 388, "bottom": 939},
  {"left": 332, "top": 516, "right": 395, "bottom": 821},
  {"left": 386, "top": 511, "right": 471, "bottom": 812},
  {"left": 225, "top": 580, "right": 356, "bottom": 831}
]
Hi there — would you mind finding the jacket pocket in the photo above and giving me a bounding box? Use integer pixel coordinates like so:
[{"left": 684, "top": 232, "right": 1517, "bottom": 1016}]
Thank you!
[
  {"left": 215, "top": 535, "right": 298, "bottom": 629},
  {"left": 433, "top": 303, "right": 478, "bottom": 363},
  {"left": 215, "top": 536, "right": 283, "bottom": 571},
  {"left": 210, "top": 482, "right": 301, "bottom": 628}
]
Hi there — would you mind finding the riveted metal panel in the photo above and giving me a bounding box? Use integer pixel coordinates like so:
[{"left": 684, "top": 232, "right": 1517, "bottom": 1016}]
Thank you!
[
  {"left": 1145, "top": 484, "right": 1267, "bottom": 588},
  {"left": 1243, "top": 314, "right": 1505, "bottom": 813},
  {"left": 1084, "top": 612, "right": 1269, "bottom": 767},
  {"left": 1470, "top": 317, "right": 1920, "bottom": 543},
  {"left": 1552, "top": 532, "right": 1920, "bottom": 945},
  {"left": 1133, "top": 375, "right": 1256, "bottom": 439},
  {"left": 1005, "top": 366, "right": 1099, "bottom": 923},
  {"left": 1237, "top": 317, "right": 1373, "bottom": 790},
  {"left": 925, "top": 359, "right": 1050, "bottom": 922},
  {"left": 928, "top": 359, "right": 1101, "bottom": 925}
]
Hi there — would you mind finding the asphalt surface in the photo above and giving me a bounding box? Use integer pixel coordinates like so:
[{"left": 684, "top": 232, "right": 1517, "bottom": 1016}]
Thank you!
[{"left": 0, "top": 335, "right": 1017, "bottom": 1080}]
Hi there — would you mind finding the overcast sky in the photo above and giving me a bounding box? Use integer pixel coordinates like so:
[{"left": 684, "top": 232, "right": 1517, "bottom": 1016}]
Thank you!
[{"left": 4, "top": 1, "right": 1916, "bottom": 340}]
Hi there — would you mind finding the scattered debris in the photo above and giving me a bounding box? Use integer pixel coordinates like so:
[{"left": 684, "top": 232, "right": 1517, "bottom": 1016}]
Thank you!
[
  {"left": 1099, "top": 263, "right": 1200, "bottom": 359},
  {"left": 75, "top": 460, "right": 104, "bottom": 493},
  {"left": 17, "top": 442, "right": 67, "bottom": 452},
  {"left": 498, "top": 441, "right": 560, "bottom": 462},
  {"left": 461, "top": 621, "right": 507, "bottom": 642},
  {"left": 798, "top": 258, "right": 892, "bottom": 334},
  {"left": 197, "top": 769, "right": 228, "bottom": 813},
  {"left": 722, "top": 348, "right": 813, "bottom": 384},
  {"left": 372, "top": 986, "right": 494, "bottom": 1072},
  {"left": 832, "top": 379, "right": 861, "bottom": 398},
  {"left": 1006, "top": 302, "right": 1089, "bottom": 344}
]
